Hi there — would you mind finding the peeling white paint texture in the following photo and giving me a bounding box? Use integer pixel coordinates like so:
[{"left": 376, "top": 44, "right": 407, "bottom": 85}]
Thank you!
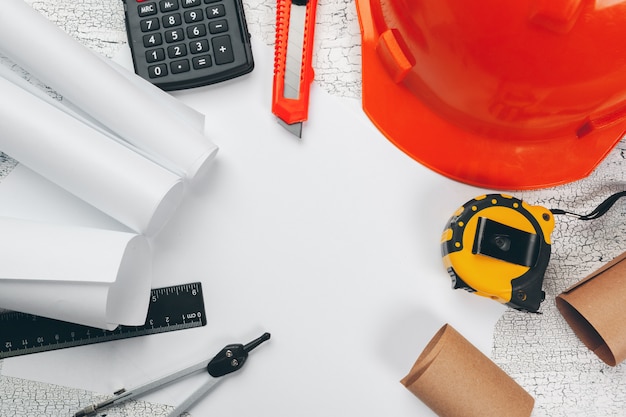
[{"left": 494, "top": 142, "right": 626, "bottom": 417}]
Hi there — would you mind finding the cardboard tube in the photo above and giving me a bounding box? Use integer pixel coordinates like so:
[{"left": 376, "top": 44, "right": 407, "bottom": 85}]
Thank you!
[
  {"left": 401, "top": 324, "right": 534, "bottom": 417},
  {"left": 556, "top": 252, "right": 626, "bottom": 366}
]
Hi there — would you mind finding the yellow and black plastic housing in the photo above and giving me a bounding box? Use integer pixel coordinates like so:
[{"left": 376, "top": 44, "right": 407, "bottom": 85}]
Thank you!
[{"left": 441, "top": 194, "right": 555, "bottom": 312}]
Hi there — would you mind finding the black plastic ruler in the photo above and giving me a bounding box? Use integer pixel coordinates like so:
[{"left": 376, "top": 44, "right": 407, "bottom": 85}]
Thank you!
[{"left": 0, "top": 282, "right": 206, "bottom": 359}]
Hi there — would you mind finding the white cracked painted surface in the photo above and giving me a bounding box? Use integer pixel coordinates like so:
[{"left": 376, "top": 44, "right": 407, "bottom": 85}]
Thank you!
[{"left": 493, "top": 143, "right": 626, "bottom": 417}]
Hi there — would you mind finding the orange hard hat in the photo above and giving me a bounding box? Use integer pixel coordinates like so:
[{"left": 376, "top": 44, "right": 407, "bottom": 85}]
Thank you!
[{"left": 356, "top": 0, "right": 626, "bottom": 190}]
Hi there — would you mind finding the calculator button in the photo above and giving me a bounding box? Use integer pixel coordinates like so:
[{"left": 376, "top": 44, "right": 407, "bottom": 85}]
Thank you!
[
  {"left": 187, "top": 24, "right": 207, "bottom": 38},
  {"left": 138, "top": 3, "right": 157, "bottom": 17},
  {"left": 140, "top": 18, "right": 160, "bottom": 32},
  {"left": 206, "top": 4, "right": 225, "bottom": 19},
  {"left": 159, "top": 0, "right": 179, "bottom": 12},
  {"left": 148, "top": 63, "right": 168, "bottom": 78},
  {"left": 182, "top": 0, "right": 202, "bottom": 7},
  {"left": 170, "top": 59, "right": 191, "bottom": 73},
  {"left": 208, "top": 19, "right": 228, "bottom": 34},
  {"left": 189, "top": 39, "right": 209, "bottom": 54},
  {"left": 162, "top": 13, "right": 182, "bottom": 28},
  {"left": 143, "top": 32, "right": 163, "bottom": 47},
  {"left": 184, "top": 9, "right": 204, "bottom": 23},
  {"left": 127, "top": 0, "right": 255, "bottom": 90},
  {"left": 167, "top": 43, "right": 188, "bottom": 58},
  {"left": 165, "top": 28, "right": 185, "bottom": 42},
  {"left": 212, "top": 35, "right": 234, "bottom": 64},
  {"left": 146, "top": 48, "right": 166, "bottom": 62},
  {"left": 192, "top": 55, "right": 212, "bottom": 69}
]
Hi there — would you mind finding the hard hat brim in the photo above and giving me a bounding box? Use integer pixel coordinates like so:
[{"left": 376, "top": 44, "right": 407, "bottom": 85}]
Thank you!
[{"left": 356, "top": 0, "right": 626, "bottom": 190}]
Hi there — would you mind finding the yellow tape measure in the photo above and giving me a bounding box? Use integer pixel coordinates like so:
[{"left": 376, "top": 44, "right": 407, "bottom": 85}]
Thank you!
[{"left": 441, "top": 194, "right": 555, "bottom": 312}]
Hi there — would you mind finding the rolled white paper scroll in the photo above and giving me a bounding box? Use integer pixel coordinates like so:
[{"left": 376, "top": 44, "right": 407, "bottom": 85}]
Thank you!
[
  {"left": 0, "top": 217, "right": 152, "bottom": 330},
  {"left": 0, "top": 75, "right": 184, "bottom": 235},
  {"left": 0, "top": 0, "right": 218, "bottom": 182}
]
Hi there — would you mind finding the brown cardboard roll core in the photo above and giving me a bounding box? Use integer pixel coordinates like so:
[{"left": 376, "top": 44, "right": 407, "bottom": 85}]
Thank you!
[
  {"left": 401, "top": 324, "right": 534, "bottom": 417},
  {"left": 556, "top": 252, "right": 626, "bottom": 366}
]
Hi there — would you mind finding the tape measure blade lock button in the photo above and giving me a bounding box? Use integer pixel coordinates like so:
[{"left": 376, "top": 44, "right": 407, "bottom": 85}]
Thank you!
[{"left": 441, "top": 194, "right": 554, "bottom": 312}]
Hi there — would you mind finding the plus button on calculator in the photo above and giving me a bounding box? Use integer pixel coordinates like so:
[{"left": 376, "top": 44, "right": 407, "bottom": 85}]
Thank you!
[{"left": 123, "top": 0, "right": 254, "bottom": 90}]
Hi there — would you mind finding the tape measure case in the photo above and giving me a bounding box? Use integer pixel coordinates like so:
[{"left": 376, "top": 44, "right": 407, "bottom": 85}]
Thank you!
[{"left": 441, "top": 194, "right": 555, "bottom": 312}]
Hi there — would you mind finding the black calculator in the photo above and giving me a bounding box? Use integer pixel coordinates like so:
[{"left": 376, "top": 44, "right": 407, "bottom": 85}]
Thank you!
[{"left": 122, "top": 0, "right": 254, "bottom": 91}]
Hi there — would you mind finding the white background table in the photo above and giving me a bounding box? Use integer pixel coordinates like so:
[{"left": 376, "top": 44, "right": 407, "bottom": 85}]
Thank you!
[{"left": 1, "top": 1, "right": 626, "bottom": 416}]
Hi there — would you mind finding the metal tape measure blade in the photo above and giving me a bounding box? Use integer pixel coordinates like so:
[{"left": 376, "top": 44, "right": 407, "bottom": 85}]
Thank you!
[{"left": 0, "top": 282, "right": 207, "bottom": 359}]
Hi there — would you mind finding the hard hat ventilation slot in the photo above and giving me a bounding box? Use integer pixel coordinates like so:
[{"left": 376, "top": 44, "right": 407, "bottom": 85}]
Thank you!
[
  {"left": 529, "top": 0, "right": 584, "bottom": 33},
  {"left": 577, "top": 104, "right": 626, "bottom": 138},
  {"left": 375, "top": 28, "right": 415, "bottom": 84}
]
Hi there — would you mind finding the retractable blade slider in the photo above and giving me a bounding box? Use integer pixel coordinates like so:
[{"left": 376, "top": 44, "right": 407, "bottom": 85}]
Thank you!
[
  {"left": 271, "top": 0, "right": 318, "bottom": 138},
  {"left": 283, "top": 0, "right": 307, "bottom": 101}
]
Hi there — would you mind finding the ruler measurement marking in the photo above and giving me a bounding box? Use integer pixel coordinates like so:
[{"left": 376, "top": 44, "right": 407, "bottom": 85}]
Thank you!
[{"left": 0, "top": 282, "right": 206, "bottom": 359}]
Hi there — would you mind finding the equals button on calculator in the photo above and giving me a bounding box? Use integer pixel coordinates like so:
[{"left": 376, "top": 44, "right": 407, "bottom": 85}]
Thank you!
[{"left": 123, "top": 0, "right": 254, "bottom": 91}]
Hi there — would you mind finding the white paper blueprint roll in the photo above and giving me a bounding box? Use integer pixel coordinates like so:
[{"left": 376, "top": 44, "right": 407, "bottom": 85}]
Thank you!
[
  {"left": 0, "top": 217, "right": 152, "bottom": 330},
  {"left": 0, "top": 76, "right": 184, "bottom": 235},
  {"left": 0, "top": 54, "right": 206, "bottom": 157},
  {"left": 0, "top": 0, "right": 218, "bottom": 182}
]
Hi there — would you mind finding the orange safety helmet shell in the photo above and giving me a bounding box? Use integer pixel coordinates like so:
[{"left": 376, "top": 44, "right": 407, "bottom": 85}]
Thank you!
[{"left": 356, "top": 0, "right": 626, "bottom": 190}]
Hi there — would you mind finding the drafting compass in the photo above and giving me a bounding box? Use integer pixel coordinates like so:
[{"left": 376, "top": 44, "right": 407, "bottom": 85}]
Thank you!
[{"left": 73, "top": 332, "right": 271, "bottom": 417}]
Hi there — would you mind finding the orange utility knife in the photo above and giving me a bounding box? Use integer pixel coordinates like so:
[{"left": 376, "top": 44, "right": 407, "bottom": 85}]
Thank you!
[{"left": 271, "top": 0, "right": 318, "bottom": 138}]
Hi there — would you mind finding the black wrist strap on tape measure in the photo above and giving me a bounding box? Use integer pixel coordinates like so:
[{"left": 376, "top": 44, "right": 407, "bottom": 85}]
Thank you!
[
  {"left": 551, "top": 191, "right": 626, "bottom": 220},
  {"left": 442, "top": 192, "right": 626, "bottom": 314}
]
